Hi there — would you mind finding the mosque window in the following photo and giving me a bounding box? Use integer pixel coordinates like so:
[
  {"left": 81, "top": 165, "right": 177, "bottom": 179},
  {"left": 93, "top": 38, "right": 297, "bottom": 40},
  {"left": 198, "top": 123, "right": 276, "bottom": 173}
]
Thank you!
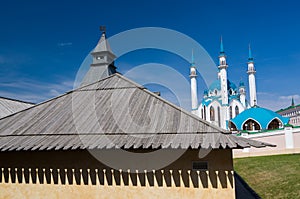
[
  {"left": 201, "top": 109, "right": 204, "bottom": 119},
  {"left": 214, "top": 89, "right": 218, "bottom": 95},
  {"left": 268, "top": 119, "right": 282, "bottom": 130},
  {"left": 229, "top": 106, "right": 233, "bottom": 119},
  {"left": 217, "top": 107, "right": 221, "bottom": 127},
  {"left": 203, "top": 106, "right": 206, "bottom": 120},
  {"left": 235, "top": 106, "right": 239, "bottom": 116},
  {"left": 96, "top": 56, "right": 104, "bottom": 60},
  {"left": 243, "top": 119, "right": 260, "bottom": 131},
  {"left": 210, "top": 106, "right": 215, "bottom": 121},
  {"left": 228, "top": 121, "right": 237, "bottom": 131}
]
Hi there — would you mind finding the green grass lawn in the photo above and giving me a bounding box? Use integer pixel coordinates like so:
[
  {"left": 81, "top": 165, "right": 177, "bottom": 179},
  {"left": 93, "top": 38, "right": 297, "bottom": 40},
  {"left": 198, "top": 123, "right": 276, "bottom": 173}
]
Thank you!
[{"left": 234, "top": 154, "right": 300, "bottom": 199}]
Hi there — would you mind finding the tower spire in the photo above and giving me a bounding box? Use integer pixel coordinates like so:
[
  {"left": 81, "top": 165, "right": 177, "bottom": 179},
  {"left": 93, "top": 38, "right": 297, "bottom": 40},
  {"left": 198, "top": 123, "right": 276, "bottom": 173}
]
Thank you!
[
  {"left": 190, "top": 50, "right": 198, "bottom": 114},
  {"left": 220, "top": 36, "right": 225, "bottom": 55},
  {"left": 248, "top": 44, "right": 253, "bottom": 62},
  {"left": 292, "top": 97, "right": 295, "bottom": 107},
  {"left": 80, "top": 26, "right": 117, "bottom": 87},
  {"left": 191, "top": 49, "right": 195, "bottom": 66}
]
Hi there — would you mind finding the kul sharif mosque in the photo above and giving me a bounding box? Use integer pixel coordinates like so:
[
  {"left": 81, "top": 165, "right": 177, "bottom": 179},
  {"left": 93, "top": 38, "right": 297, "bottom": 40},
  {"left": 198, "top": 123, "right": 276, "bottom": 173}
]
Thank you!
[{"left": 190, "top": 39, "right": 289, "bottom": 132}]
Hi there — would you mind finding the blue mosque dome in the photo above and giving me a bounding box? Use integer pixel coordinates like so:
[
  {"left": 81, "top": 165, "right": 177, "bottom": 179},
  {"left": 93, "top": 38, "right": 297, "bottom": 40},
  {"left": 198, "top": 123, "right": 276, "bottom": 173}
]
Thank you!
[{"left": 229, "top": 106, "right": 290, "bottom": 131}]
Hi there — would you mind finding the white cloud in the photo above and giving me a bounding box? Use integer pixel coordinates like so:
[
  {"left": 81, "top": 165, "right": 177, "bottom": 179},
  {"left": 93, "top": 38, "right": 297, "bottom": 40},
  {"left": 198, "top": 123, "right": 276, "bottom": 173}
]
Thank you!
[
  {"left": 0, "top": 78, "right": 74, "bottom": 104},
  {"left": 57, "top": 42, "right": 73, "bottom": 47},
  {"left": 279, "top": 95, "right": 300, "bottom": 100},
  {"left": 256, "top": 92, "right": 299, "bottom": 111},
  {"left": 49, "top": 89, "right": 61, "bottom": 97}
]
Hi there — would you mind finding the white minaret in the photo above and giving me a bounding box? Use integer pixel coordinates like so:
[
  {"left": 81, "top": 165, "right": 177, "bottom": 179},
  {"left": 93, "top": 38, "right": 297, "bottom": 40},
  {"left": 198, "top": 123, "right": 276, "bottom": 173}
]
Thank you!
[
  {"left": 190, "top": 50, "right": 198, "bottom": 115},
  {"left": 247, "top": 45, "right": 257, "bottom": 107},
  {"left": 218, "top": 38, "right": 228, "bottom": 105},
  {"left": 239, "top": 82, "right": 246, "bottom": 107},
  {"left": 218, "top": 38, "right": 229, "bottom": 129}
]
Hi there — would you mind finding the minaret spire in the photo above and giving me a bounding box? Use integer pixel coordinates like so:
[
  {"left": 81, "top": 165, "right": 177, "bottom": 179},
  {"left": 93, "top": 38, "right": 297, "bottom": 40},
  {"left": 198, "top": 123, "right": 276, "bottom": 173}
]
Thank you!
[
  {"left": 191, "top": 49, "right": 195, "bottom": 65},
  {"left": 220, "top": 36, "right": 225, "bottom": 55},
  {"left": 190, "top": 49, "right": 198, "bottom": 114},
  {"left": 218, "top": 37, "right": 228, "bottom": 104},
  {"left": 248, "top": 44, "right": 253, "bottom": 62},
  {"left": 247, "top": 44, "right": 257, "bottom": 107}
]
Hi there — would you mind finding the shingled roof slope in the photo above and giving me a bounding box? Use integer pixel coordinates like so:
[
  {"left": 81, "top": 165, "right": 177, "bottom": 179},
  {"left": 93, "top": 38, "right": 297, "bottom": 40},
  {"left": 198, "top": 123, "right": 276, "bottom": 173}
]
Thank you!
[
  {"left": 0, "top": 74, "right": 273, "bottom": 151},
  {"left": 0, "top": 97, "right": 34, "bottom": 118}
]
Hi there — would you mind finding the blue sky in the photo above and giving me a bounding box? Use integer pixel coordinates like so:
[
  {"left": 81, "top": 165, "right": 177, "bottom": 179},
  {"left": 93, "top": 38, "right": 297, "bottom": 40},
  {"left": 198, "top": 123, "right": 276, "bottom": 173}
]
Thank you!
[{"left": 0, "top": 0, "right": 299, "bottom": 111}]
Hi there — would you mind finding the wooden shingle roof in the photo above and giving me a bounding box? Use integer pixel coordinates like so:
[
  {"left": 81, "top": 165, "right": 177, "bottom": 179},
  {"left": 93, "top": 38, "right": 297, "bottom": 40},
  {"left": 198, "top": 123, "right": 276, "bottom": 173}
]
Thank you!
[
  {"left": 0, "top": 74, "right": 273, "bottom": 151},
  {"left": 0, "top": 97, "right": 34, "bottom": 118}
]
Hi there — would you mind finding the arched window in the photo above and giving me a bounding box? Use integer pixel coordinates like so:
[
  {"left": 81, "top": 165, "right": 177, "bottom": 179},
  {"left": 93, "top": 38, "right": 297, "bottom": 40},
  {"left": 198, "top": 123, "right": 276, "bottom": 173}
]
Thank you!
[
  {"left": 203, "top": 106, "right": 206, "bottom": 120},
  {"left": 229, "top": 106, "right": 233, "bottom": 119},
  {"left": 217, "top": 106, "right": 221, "bottom": 127},
  {"left": 201, "top": 109, "right": 204, "bottom": 119},
  {"left": 228, "top": 121, "right": 237, "bottom": 131},
  {"left": 243, "top": 119, "right": 260, "bottom": 131},
  {"left": 268, "top": 119, "right": 282, "bottom": 130},
  {"left": 235, "top": 106, "right": 239, "bottom": 116},
  {"left": 210, "top": 106, "right": 215, "bottom": 121}
]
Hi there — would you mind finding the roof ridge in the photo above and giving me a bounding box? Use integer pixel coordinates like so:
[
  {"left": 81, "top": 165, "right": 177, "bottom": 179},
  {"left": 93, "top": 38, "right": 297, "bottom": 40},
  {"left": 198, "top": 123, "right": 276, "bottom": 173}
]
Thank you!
[
  {"left": 75, "top": 73, "right": 120, "bottom": 91},
  {"left": 75, "top": 87, "right": 138, "bottom": 92},
  {"left": 75, "top": 73, "right": 145, "bottom": 91},
  {"left": 113, "top": 73, "right": 145, "bottom": 89}
]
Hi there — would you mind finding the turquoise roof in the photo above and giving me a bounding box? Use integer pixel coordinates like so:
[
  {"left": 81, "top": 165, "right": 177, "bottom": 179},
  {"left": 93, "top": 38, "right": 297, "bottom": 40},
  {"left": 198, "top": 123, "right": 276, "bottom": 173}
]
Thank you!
[
  {"left": 220, "top": 37, "right": 225, "bottom": 54},
  {"left": 201, "top": 95, "right": 240, "bottom": 106},
  {"left": 229, "top": 95, "right": 239, "bottom": 101},
  {"left": 191, "top": 49, "right": 195, "bottom": 66},
  {"left": 202, "top": 99, "right": 213, "bottom": 106},
  {"left": 208, "top": 79, "right": 237, "bottom": 92},
  {"left": 230, "top": 107, "right": 290, "bottom": 130},
  {"left": 248, "top": 44, "right": 254, "bottom": 62},
  {"left": 239, "top": 81, "right": 245, "bottom": 87}
]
